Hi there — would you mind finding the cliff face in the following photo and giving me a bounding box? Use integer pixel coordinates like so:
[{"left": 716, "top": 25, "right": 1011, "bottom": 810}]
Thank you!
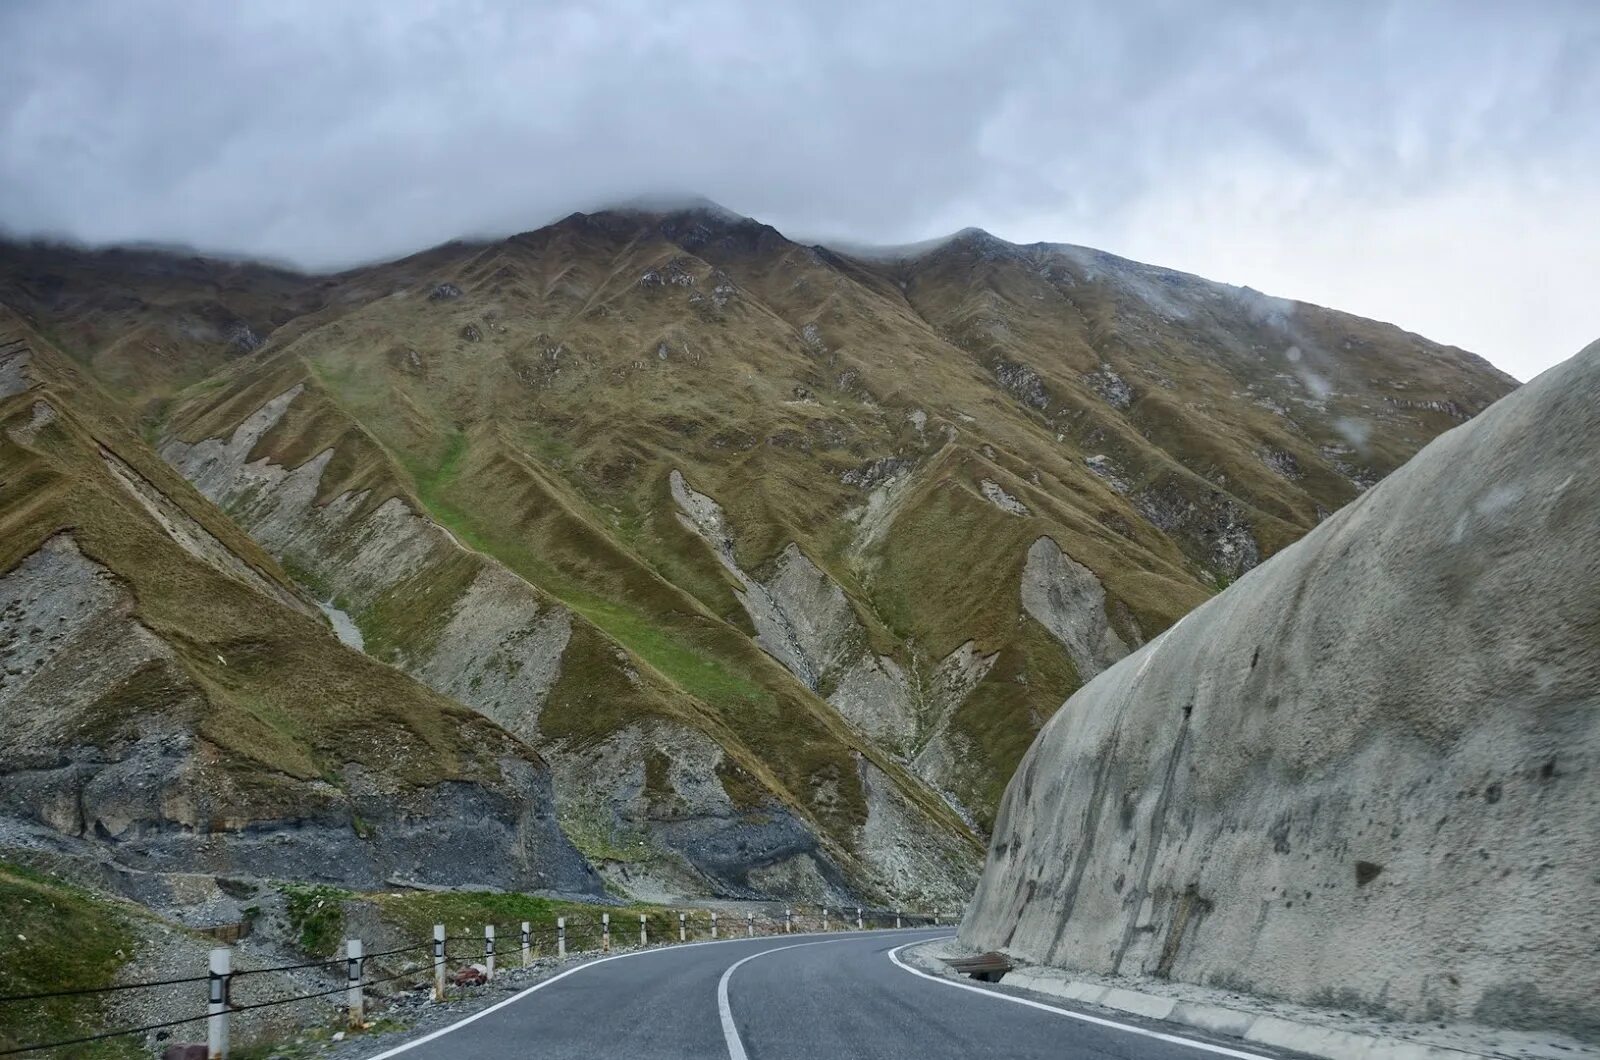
[{"left": 960, "top": 343, "right": 1600, "bottom": 1041}]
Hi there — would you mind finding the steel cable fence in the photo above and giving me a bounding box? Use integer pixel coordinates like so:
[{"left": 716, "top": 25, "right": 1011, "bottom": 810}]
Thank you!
[{"left": 0, "top": 906, "right": 951, "bottom": 1055}]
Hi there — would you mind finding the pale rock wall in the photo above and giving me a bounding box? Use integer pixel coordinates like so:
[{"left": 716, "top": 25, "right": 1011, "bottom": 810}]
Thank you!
[
  {"left": 669, "top": 468, "right": 987, "bottom": 769},
  {"left": 668, "top": 468, "right": 987, "bottom": 886},
  {"left": 1020, "top": 535, "right": 1129, "bottom": 681},
  {"left": 99, "top": 446, "right": 316, "bottom": 618},
  {"left": 961, "top": 343, "right": 1600, "bottom": 1041},
  {"left": 161, "top": 391, "right": 572, "bottom": 738}
]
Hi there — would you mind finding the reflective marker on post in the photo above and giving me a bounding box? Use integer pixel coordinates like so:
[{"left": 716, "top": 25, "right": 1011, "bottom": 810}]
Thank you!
[
  {"left": 485, "top": 924, "right": 495, "bottom": 981},
  {"left": 557, "top": 916, "right": 566, "bottom": 959},
  {"left": 522, "top": 921, "right": 531, "bottom": 967},
  {"left": 346, "top": 939, "right": 364, "bottom": 1028},
  {"left": 207, "top": 947, "right": 230, "bottom": 1060},
  {"left": 433, "top": 924, "right": 446, "bottom": 1000}
]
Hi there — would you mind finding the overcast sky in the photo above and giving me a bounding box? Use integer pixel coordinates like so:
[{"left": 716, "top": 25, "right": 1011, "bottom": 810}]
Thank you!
[{"left": 2, "top": 1, "right": 1596, "bottom": 380}]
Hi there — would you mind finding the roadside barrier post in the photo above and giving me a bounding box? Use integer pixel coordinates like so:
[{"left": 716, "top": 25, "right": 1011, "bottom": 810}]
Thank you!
[
  {"left": 484, "top": 924, "right": 495, "bottom": 981},
  {"left": 346, "top": 939, "right": 364, "bottom": 1028},
  {"left": 207, "top": 947, "right": 230, "bottom": 1060},
  {"left": 711, "top": 912, "right": 718, "bottom": 939},
  {"left": 784, "top": 908, "right": 792, "bottom": 933},
  {"left": 679, "top": 912, "right": 687, "bottom": 942},
  {"left": 522, "top": 921, "right": 531, "bottom": 967},
  {"left": 822, "top": 907, "right": 830, "bottom": 932},
  {"left": 640, "top": 914, "right": 648, "bottom": 947},
  {"left": 557, "top": 917, "right": 566, "bottom": 958},
  {"left": 746, "top": 912, "right": 754, "bottom": 938},
  {"left": 433, "top": 924, "right": 446, "bottom": 1000},
  {"left": 895, "top": 910, "right": 902, "bottom": 929},
  {"left": 602, "top": 913, "right": 611, "bottom": 952},
  {"left": 856, "top": 907, "right": 863, "bottom": 930}
]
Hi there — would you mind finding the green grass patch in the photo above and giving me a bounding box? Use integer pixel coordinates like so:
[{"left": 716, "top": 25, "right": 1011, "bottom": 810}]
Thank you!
[
  {"left": 279, "top": 883, "right": 353, "bottom": 958},
  {"left": 0, "top": 862, "right": 140, "bottom": 1060}
]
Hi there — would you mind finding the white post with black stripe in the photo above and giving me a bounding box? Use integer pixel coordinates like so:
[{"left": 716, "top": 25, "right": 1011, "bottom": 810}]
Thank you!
[
  {"left": 557, "top": 916, "right": 567, "bottom": 958},
  {"left": 679, "top": 912, "right": 687, "bottom": 941},
  {"left": 433, "top": 924, "right": 446, "bottom": 1000},
  {"left": 521, "top": 921, "right": 531, "bottom": 968},
  {"left": 711, "top": 911, "right": 718, "bottom": 939},
  {"left": 822, "top": 907, "right": 830, "bottom": 932},
  {"left": 484, "top": 924, "right": 495, "bottom": 981},
  {"left": 856, "top": 907, "right": 863, "bottom": 930},
  {"left": 602, "top": 913, "right": 611, "bottom": 952},
  {"left": 207, "top": 947, "right": 230, "bottom": 1060},
  {"left": 346, "top": 939, "right": 364, "bottom": 1028},
  {"left": 746, "top": 911, "right": 754, "bottom": 937},
  {"left": 784, "top": 908, "right": 792, "bottom": 933},
  {"left": 640, "top": 914, "right": 648, "bottom": 947}
]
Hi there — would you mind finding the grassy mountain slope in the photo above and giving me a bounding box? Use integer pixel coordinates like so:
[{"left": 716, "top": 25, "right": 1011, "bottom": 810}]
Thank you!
[
  {"left": 0, "top": 205, "right": 1516, "bottom": 897},
  {"left": 0, "top": 311, "right": 596, "bottom": 895}
]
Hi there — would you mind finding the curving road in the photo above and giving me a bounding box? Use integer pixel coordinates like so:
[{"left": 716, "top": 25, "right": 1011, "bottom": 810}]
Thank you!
[{"left": 368, "top": 929, "right": 1283, "bottom": 1060}]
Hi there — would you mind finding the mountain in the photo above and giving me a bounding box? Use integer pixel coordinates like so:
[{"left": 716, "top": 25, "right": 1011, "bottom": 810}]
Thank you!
[
  {"left": 960, "top": 339, "right": 1599, "bottom": 1043},
  {"left": 0, "top": 203, "right": 1517, "bottom": 907}
]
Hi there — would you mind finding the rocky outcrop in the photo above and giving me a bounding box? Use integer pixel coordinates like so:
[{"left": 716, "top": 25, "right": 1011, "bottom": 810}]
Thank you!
[
  {"left": 547, "top": 722, "right": 852, "bottom": 903},
  {"left": 961, "top": 343, "right": 1600, "bottom": 1041},
  {"left": 1020, "top": 536, "right": 1129, "bottom": 681},
  {"left": 0, "top": 337, "right": 30, "bottom": 398},
  {"left": 0, "top": 535, "right": 596, "bottom": 894},
  {"left": 670, "top": 469, "right": 912, "bottom": 724},
  {"left": 161, "top": 389, "right": 574, "bottom": 740},
  {"left": 669, "top": 468, "right": 996, "bottom": 834}
]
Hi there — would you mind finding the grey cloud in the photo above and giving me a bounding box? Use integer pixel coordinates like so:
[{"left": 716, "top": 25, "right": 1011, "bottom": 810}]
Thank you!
[{"left": 0, "top": 0, "right": 1597, "bottom": 377}]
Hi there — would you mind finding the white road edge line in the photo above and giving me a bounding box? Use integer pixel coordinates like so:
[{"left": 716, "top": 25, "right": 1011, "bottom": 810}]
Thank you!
[
  {"left": 717, "top": 937, "right": 863, "bottom": 1060},
  {"left": 363, "top": 927, "right": 933, "bottom": 1060},
  {"left": 886, "top": 940, "right": 1279, "bottom": 1060}
]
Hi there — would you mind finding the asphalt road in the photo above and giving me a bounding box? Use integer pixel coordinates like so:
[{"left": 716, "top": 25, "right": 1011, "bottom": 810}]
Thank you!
[{"left": 368, "top": 929, "right": 1279, "bottom": 1060}]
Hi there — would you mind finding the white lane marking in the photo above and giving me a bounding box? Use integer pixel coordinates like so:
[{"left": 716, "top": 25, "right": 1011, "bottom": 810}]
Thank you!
[
  {"left": 886, "top": 941, "right": 1279, "bottom": 1060},
  {"left": 364, "top": 928, "right": 933, "bottom": 1060},
  {"left": 717, "top": 937, "right": 862, "bottom": 1060}
]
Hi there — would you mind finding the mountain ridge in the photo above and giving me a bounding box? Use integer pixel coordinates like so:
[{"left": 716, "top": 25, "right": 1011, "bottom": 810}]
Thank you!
[{"left": 0, "top": 203, "right": 1518, "bottom": 908}]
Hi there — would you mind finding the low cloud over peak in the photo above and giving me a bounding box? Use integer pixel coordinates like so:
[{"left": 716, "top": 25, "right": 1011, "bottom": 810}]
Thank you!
[{"left": 2, "top": 0, "right": 1597, "bottom": 379}]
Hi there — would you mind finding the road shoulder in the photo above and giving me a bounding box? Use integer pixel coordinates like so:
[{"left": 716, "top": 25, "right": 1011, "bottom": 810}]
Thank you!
[{"left": 899, "top": 939, "right": 1596, "bottom": 1060}]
